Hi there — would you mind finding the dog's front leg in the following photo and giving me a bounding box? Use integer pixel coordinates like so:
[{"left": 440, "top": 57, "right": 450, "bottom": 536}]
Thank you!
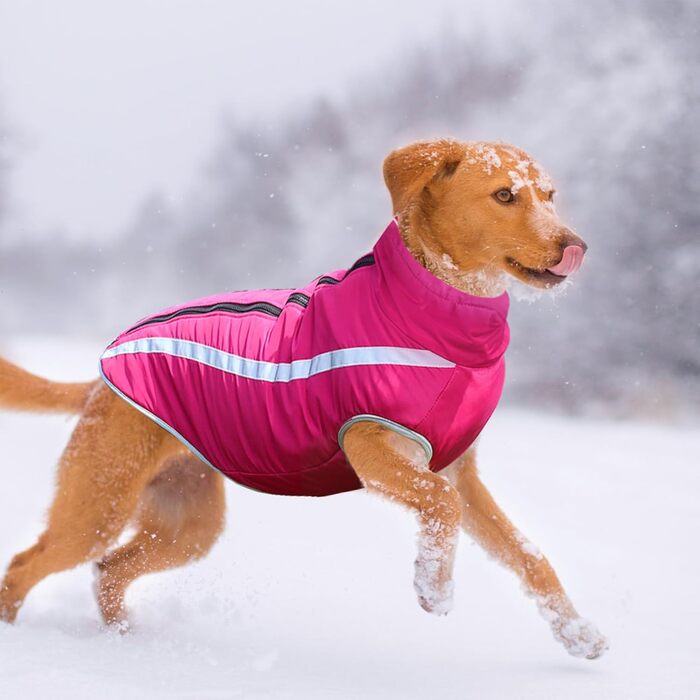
[
  {"left": 445, "top": 447, "right": 608, "bottom": 659},
  {"left": 342, "top": 421, "right": 461, "bottom": 615}
]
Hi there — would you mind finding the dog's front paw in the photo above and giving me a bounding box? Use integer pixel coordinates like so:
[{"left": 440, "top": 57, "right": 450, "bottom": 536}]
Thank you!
[
  {"left": 551, "top": 615, "right": 609, "bottom": 660},
  {"left": 536, "top": 595, "right": 608, "bottom": 659},
  {"left": 413, "top": 562, "right": 454, "bottom": 616}
]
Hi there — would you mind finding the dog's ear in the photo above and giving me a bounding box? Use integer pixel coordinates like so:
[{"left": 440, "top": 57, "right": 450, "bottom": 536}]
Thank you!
[{"left": 383, "top": 140, "right": 464, "bottom": 214}]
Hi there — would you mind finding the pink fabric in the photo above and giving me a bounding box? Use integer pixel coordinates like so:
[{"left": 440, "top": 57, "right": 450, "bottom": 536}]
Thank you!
[{"left": 100, "top": 220, "right": 510, "bottom": 496}]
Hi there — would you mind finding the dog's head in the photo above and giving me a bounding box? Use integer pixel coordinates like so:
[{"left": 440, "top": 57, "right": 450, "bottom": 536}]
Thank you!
[{"left": 383, "top": 139, "right": 587, "bottom": 290}]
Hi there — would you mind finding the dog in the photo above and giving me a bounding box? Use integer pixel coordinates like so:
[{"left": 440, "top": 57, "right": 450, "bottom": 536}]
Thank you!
[{"left": 0, "top": 139, "right": 607, "bottom": 659}]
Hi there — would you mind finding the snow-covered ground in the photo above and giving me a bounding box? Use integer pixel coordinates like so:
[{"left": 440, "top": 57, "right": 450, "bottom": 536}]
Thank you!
[{"left": 0, "top": 338, "right": 698, "bottom": 699}]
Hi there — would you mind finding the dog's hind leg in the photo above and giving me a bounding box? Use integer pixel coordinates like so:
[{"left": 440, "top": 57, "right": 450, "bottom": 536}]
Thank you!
[
  {"left": 94, "top": 455, "right": 225, "bottom": 626},
  {"left": 0, "top": 385, "right": 179, "bottom": 623},
  {"left": 444, "top": 446, "right": 608, "bottom": 660}
]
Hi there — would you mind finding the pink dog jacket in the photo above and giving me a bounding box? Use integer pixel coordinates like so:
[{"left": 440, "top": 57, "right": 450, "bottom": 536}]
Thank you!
[{"left": 100, "top": 219, "right": 510, "bottom": 497}]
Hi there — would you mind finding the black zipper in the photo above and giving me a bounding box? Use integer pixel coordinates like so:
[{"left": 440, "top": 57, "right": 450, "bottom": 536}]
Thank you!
[
  {"left": 285, "top": 292, "right": 310, "bottom": 308},
  {"left": 348, "top": 253, "right": 375, "bottom": 272},
  {"left": 126, "top": 253, "right": 375, "bottom": 334},
  {"left": 315, "top": 254, "right": 375, "bottom": 287},
  {"left": 126, "top": 301, "right": 285, "bottom": 333}
]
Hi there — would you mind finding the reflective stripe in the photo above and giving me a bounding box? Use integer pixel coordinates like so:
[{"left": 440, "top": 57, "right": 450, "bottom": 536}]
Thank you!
[
  {"left": 101, "top": 337, "right": 455, "bottom": 383},
  {"left": 338, "top": 414, "right": 433, "bottom": 463}
]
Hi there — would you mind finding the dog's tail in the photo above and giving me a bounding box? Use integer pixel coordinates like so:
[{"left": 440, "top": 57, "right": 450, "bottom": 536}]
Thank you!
[{"left": 0, "top": 356, "right": 97, "bottom": 414}]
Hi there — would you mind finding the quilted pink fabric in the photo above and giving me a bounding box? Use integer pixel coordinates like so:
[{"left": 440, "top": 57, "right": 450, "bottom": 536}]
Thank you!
[{"left": 100, "top": 219, "right": 510, "bottom": 496}]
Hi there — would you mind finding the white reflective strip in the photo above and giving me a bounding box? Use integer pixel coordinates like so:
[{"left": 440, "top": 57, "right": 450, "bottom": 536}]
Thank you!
[{"left": 101, "top": 337, "right": 454, "bottom": 383}]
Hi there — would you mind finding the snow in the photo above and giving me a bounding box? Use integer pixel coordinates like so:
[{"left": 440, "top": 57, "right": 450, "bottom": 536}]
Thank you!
[
  {"left": 1, "top": 338, "right": 699, "bottom": 699},
  {"left": 412, "top": 515, "right": 458, "bottom": 618},
  {"left": 470, "top": 144, "right": 502, "bottom": 174},
  {"left": 515, "top": 532, "right": 543, "bottom": 560}
]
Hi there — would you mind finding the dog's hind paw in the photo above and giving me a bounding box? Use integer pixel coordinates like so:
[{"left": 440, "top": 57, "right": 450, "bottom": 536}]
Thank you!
[
  {"left": 0, "top": 601, "right": 19, "bottom": 624},
  {"left": 109, "top": 618, "right": 131, "bottom": 635},
  {"left": 0, "top": 586, "right": 21, "bottom": 624},
  {"left": 92, "top": 561, "right": 130, "bottom": 630}
]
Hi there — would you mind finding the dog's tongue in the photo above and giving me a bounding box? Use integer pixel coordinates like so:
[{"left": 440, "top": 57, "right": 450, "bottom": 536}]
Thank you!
[{"left": 547, "top": 245, "right": 585, "bottom": 277}]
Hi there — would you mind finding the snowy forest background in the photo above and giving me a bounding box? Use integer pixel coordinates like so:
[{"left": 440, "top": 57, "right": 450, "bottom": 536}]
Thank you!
[{"left": 0, "top": 0, "right": 698, "bottom": 418}]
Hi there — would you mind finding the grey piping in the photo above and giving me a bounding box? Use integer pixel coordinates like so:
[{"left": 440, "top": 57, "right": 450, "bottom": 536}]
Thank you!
[{"left": 337, "top": 414, "right": 433, "bottom": 463}]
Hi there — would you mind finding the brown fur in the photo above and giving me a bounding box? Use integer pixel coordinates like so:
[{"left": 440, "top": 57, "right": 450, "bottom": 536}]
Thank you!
[
  {"left": 0, "top": 139, "right": 606, "bottom": 658},
  {"left": 0, "top": 357, "right": 97, "bottom": 414},
  {"left": 386, "top": 140, "right": 586, "bottom": 294}
]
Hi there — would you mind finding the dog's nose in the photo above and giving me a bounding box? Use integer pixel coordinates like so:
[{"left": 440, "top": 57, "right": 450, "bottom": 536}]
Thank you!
[{"left": 561, "top": 230, "right": 588, "bottom": 254}]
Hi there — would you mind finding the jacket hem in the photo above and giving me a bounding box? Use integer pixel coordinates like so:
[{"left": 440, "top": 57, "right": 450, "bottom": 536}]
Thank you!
[{"left": 337, "top": 414, "right": 433, "bottom": 463}]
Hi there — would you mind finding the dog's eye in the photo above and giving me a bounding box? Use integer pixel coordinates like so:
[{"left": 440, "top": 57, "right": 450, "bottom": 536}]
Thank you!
[
  {"left": 547, "top": 190, "right": 556, "bottom": 201},
  {"left": 494, "top": 189, "right": 515, "bottom": 204}
]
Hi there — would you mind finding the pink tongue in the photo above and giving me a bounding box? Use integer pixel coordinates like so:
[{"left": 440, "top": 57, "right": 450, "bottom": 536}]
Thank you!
[{"left": 547, "top": 245, "right": 584, "bottom": 276}]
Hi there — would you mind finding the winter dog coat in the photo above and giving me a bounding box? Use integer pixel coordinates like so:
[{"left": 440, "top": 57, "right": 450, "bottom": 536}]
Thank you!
[{"left": 100, "top": 219, "right": 510, "bottom": 497}]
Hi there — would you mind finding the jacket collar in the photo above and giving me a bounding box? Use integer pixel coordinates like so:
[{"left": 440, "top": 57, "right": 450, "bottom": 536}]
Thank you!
[{"left": 372, "top": 219, "right": 510, "bottom": 367}]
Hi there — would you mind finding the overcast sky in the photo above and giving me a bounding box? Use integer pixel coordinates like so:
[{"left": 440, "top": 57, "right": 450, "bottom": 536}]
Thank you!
[{"left": 0, "top": 0, "right": 498, "bottom": 242}]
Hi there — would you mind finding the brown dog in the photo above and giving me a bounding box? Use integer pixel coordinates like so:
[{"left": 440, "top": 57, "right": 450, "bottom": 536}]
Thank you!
[{"left": 0, "top": 139, "right": 607, "bottom": 659}]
